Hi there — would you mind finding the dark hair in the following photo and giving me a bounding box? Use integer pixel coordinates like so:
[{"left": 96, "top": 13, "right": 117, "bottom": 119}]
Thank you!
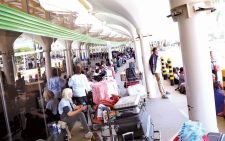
[
  {"left": 213, "top": 81, "right": 222, "bottom": 90},
  {"left": 152, "top": 47, "right": 157, "bottom": 52},
  {"left": 179, "top": 67, "right": 184, "bottom": 73},
  {"left": 101, "top": 61, "right": 105, "bottom": 66},
  {"left": 95, "top": 63, "right": 100, "bottom": 67},
  {"left": 52, "top": 68, "right": 58, "bottom": 77},
  {"left": 17, "top": 72, "right": 21, "bottom": 78},
  {"left": 74, "top": 65, "right": 81, "bottom": 74}
]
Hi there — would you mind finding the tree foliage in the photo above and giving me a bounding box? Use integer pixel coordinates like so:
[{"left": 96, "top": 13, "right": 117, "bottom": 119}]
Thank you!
[{"left": 14, "top": 47, "right": 33, "bottom": 53}]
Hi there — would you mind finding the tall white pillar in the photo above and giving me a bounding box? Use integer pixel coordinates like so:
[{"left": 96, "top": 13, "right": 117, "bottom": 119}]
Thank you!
[
  {"left": 65, "top": 41, "right": 73, "bottom": 76},
  {"left": 133, "top": 39, "right": 144, "bottom": 73},
  {"left": 0, "top": 31, "right": 21, "bottom": 85},
  {"left": 137, "top": 30, "right": 156, "bottom": 98},
  {"left": 44, "top": 49, "right": 51, "bottom": 81},
  {"left": 107, "top": 42, "right": 112, "bottom": 62},
  {"left": 42, "top": 37, "right": 53, "bottom": 82},
  {"left": 169, "top": 0, "right": 217, "bottom": 132}
]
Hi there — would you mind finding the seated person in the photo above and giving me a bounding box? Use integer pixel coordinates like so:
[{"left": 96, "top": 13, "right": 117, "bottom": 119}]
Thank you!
[
  {"left": 31, "top": 90, "right": 59, "bottom": 122},
  {"left": 175, "top": 67, "right": 185, "bottom": 91},
  {"left": 213, "top": 81, "right": 225, "bottom": 116},
  {"left": 58, "top": 88, "right": 93, "bottom": 139},
  {"left": 173, "top": 67, "right": 179, "bottom": 85}
]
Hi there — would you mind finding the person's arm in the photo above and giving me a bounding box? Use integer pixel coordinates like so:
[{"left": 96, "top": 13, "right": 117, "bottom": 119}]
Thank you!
[
  {"left": 66, "top": 105, "right": 87, "bottom": 117},
  {"left": 68, "top": 77, "right": 73, "bottom": 88},
  {"left": 59, "top": 77, "right": 65, "bottom": 88},
  {"left": 84, "top": 75, "right": 91, "bottom": 91}
]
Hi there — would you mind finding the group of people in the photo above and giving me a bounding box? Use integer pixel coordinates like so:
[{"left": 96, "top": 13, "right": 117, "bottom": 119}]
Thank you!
[
  {"left": 40, "top": 61, "right": 117, "bottom": 139},
  {"left": 35, "top": 66, "right": 94, "bottom": 139}
]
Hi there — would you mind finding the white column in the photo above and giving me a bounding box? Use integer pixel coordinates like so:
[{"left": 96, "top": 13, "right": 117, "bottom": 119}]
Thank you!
[
  {"left": 169, "top": 0, "right": 217, "bottom": 132},
  {"left": 0, "top": 31, "right": 21, "bottom": 85},
  {"left": 44, "top": 49, "right": 51, "bottom": 81},
  {"left": 133, "top": 39, "right": 144, "bottom": 73},
  {"left": 138, "top": 31, "right": 156, "bottom": 98},
  {"left": 65, "top": 41, "right": 73, "bottom": 76},
  {"left": 107, "top": 43, "right": 112, "bottom": 62}
]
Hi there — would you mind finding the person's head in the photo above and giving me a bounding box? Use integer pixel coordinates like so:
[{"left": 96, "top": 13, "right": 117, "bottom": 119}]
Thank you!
[
  {"left": 95, "top": 69, "right": 99, "bottom": 74},
  {"left": 74, "top": 65, "right": 81, "bottom": 74},
  {"left": 101, "top": 61, "right": 105, "bottom": 66},
  {"left": 129, "top": 62, "right": 135, "bottom": 69},
  {"left": 43, "top": 90, "right": 54, "bottom": 102},
  {"left": 152, "top": 47, "right": 158, "bottom": 55},
  {"left": 173, "top": 67, "right": 177, "bottom": 74},
  {"left": 62, "top": 88, "right": 73, "bottom": 100},
  {"left": 17, "top": 72, "right": 21, "bottom": 79},
  {"left": 179, "top": 67, "right": 184, "bottom": 74},
  {"left": 64, "top": 75, "right": 67, "bottom": 79},
  {"left": 52, "top": 68, "right": 59, "bottom": 77},
  {"left": 74, "top": 55, "right": 76, "bottom": 58}
]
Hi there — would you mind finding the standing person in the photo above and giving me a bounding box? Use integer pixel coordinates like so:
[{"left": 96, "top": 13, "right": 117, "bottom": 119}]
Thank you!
[
  {"left": 58, "top": 88, "right": 93, "bottom": 139},
  {"left": 210, "top": 50, "right": 220, "bottom": 82},
  {"left": 15, "top": 72, "right": 25, "bottom": 93},
  {"left": 48, "top": 68, "right": 65, "bottom": 99},
  {"left": 72, "top": 55, "right": 77, "bottom": 66},
  {"left": 149, "top": 47, "right": 170, "bottom": 99},
  {"left": 68, "top": 65, "right": 91, "bottom": 121}
]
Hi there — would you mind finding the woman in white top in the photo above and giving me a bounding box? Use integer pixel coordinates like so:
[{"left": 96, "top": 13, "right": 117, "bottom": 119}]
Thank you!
[{"left": 68, "top": 65, "right": 91, "bottom": 121}]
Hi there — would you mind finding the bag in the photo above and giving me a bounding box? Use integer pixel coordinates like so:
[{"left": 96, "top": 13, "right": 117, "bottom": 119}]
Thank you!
[
  {"left": 207, "top": 132, "right": 225, "bottom": 141},
  {"left": 124, "top": 81, "right": 140, "bottom": 88},
  {"left": 127, "top": 84, "right": 147, "bottom": 98},
  {"left": 126, "top": 68, "right": 137, "bottom": 82},
  {"left": 100, "top": 95, "right": 120, "bottom": 108},
  {"left": 115, "top": 111, "right": 156, "bottom": 140}
]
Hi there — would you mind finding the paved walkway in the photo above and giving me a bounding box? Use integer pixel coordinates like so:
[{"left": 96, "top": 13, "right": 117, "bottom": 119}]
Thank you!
[{"left": 68, "top": 58, "right": 225, "bottom": 141}]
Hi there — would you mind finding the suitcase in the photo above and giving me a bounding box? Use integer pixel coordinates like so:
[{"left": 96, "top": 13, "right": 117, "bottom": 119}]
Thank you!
[
  {"left": 114, "top": 111, "right": 160, "bottom": 141},
  {"left": 113, "top": 95, "right": 141, "bottom": 114},
  {"left": 207, "top": 132, "right": 225, "bottom": 141}
]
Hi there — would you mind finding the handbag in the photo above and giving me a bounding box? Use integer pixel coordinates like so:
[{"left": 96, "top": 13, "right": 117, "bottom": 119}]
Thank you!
[{"left": 124, "top": 81, "right": 140, "bottom": 88}]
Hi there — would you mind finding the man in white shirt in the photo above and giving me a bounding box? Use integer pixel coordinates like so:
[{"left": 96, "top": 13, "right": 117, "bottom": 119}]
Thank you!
[{"left": 149, "top": 47, "right": 170, "bottom": 99}]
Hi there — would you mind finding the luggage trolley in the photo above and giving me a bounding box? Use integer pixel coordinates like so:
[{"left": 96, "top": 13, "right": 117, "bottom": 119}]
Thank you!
[
  {"left": 113, "top": 95, "right": 161, "bottom": 141},
  {"left": 100, "top": 107, "right": 117, "bottom": 141}
]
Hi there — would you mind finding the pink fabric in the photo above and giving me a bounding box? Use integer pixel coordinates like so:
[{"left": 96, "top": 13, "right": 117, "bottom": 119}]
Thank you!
[{"left": 91, "top": 80, "right": 118, "bottom": 104}]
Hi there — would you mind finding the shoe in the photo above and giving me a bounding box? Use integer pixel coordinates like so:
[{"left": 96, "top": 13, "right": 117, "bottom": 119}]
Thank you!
[
  {"left": 166, "top": 91, "right": 170, "bottom": 95},
  {"left": 84, "top": 131, "right": 93, "bottom": 139},
  {"left": 162, "top": 95, "right": 168, "bottom": 99}
]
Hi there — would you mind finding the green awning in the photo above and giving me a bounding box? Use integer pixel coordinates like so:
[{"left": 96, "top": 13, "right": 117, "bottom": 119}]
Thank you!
[{"left": 0, "top": 4, "right": 126, "bottom": 46}]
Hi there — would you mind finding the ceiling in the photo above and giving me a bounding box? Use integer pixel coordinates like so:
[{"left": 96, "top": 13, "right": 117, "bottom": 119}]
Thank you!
[{"left": 0, "top": 0, "right": 177, "bottom": 43}]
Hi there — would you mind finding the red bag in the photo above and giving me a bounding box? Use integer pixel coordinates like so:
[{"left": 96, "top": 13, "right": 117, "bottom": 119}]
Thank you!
[
  {"left": 124, "top": 81, "right": 140, "bottom": 88},
  {"left": 100, "top": 95, "right": 120, "bottom": 108}
]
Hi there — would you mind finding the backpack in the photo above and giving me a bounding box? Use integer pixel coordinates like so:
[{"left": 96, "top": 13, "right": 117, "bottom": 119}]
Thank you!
[{"left": 126, "top": 68, "right": 137, "bottom": 82}]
